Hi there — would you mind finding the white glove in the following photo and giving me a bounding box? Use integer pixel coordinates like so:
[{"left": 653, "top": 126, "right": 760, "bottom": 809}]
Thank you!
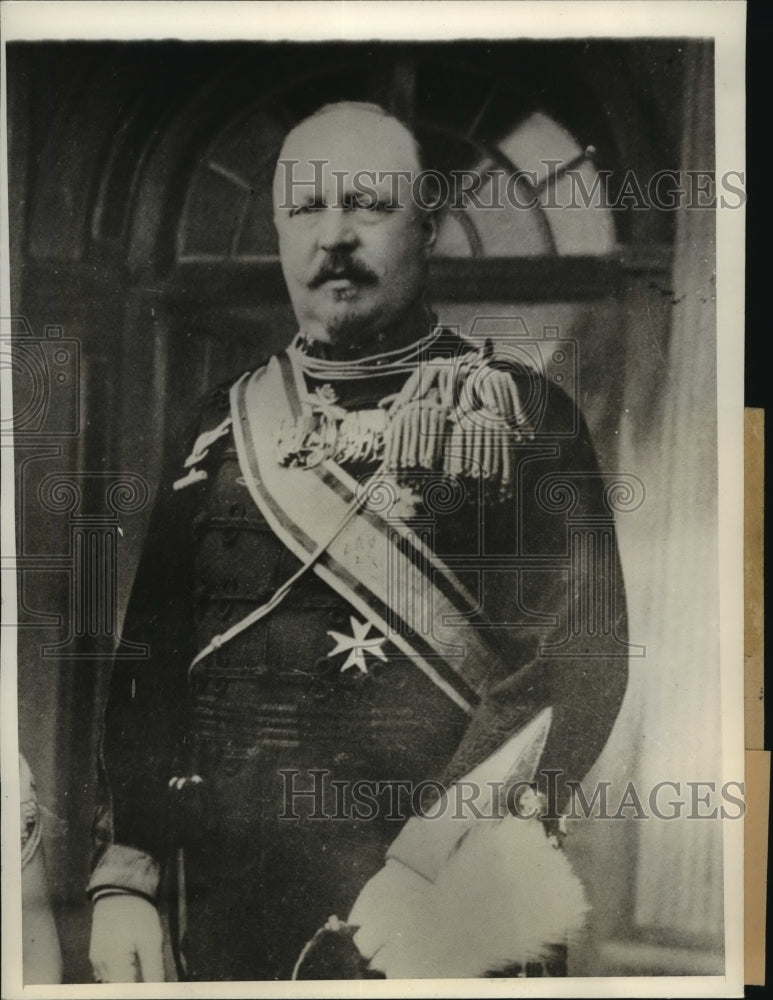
[{"left": 89, "top": 895, "right": 165, "bottom": 983}]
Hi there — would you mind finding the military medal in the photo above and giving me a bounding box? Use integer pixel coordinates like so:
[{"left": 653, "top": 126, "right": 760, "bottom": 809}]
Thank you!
[{"left": 326, "top": 615, "right": 388, "bottom": 675}]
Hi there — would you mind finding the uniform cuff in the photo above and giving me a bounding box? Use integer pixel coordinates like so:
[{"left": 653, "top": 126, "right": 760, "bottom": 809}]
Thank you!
[
  {"left": 86, "top": 844, "right": 160, "bottom": 902},
  {"left": 388, "top": 708, "right": 555, "bottom": 881}
]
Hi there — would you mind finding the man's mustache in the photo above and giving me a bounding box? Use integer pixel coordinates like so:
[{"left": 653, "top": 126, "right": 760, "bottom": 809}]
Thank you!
[{"left": 308, "top": 256, "right": 378, "bottom": 289}]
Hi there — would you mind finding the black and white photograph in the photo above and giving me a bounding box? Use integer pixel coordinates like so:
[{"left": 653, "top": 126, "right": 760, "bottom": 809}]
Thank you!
[{"left": 1, "top": 2, "right": 746, "bottom": 996}]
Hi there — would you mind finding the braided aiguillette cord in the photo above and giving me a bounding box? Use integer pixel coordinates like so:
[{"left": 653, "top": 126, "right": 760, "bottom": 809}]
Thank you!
[
  {"left": 187, "top": 459, "right": 387, "bottom": 678},
  {"left": 289, "top": 327, "right": 443, "bottom": 381}
]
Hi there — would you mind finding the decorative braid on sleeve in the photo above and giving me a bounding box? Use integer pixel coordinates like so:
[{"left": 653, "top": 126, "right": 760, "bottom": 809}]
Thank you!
[{"left": 86, "top": 843, "right": 161, "bottom": 903}]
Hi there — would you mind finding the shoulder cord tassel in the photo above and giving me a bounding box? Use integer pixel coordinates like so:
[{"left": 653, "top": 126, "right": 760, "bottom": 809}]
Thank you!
[
  {"left": 382, "top": 362, "right": 445, "bottom": 477},
  {"left": 441, "top": 354, "right": 535, "bottom": 499},
  {"left": 174, "top": 416, "right": 233, "bottom": 491},
  {"left": 184, "top": 416, "right": 233, "bottom": 468},
  {"left": 385, "top": 353, "right": 535, "bottom": 500}
]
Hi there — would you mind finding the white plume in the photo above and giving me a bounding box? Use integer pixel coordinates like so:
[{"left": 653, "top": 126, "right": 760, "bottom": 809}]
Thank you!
[{"left": 370, "top": 816, "right": 589, "bottom": 979}]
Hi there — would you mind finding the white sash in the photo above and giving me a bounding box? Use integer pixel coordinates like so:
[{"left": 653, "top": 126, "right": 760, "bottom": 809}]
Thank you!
[{"left": 229, "top": 353, "right": 510, "bottom": 715}]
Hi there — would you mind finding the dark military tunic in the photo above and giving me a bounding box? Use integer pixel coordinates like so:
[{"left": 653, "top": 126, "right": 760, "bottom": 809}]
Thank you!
[{"left": 90, "top": 330, "right": 628, "bottom": 981}]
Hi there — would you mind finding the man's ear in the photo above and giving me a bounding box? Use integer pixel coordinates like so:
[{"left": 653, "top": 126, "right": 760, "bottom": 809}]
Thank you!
[{"left": 422, "top": 211, "right": 437, "bottom": 252}]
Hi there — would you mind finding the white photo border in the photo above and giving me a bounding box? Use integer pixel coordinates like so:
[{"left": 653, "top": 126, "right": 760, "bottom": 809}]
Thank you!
[{"left": 0, "top": 2, "right": 746, "bottom": 998}]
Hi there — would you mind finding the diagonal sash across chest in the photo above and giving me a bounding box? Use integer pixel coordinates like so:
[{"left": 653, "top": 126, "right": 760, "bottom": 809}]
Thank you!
[{"left": 230, "top": 352, "right": 506, "bottom": 716}]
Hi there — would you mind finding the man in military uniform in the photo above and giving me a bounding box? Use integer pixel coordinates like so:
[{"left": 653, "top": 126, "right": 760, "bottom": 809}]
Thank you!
[{"left": 87, "top": 102, "right": 629, "bottom": 982}]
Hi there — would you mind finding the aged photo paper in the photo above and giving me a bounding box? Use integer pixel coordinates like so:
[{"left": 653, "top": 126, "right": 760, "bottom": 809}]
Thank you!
[{"left": 1, "top": 2, "right": 746, "bottom": 998}]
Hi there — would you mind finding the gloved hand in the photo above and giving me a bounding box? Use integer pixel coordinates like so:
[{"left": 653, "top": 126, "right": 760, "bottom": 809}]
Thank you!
[
  {"left": 292, "top": 862, "right": 431, "bottom": 980},
  {"left": 89, "top": 895, "right": 165, "bottom": 983},
  {"left": 291, "top": 916, "right": 376, "bottom": 980}
]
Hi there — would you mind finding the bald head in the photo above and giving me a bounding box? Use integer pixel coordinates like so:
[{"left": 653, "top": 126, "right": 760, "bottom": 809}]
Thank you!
[
  {"left": 271, "top": 101, "right": 435, "bottom": 348},
  {"left": 273, "top": 102, "right": 423, "bottom": 211}
]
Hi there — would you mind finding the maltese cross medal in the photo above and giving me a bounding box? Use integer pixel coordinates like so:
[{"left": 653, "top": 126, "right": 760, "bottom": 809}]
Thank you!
[{"left": 326, "top": 616, "right": 388, "bottom": 675}]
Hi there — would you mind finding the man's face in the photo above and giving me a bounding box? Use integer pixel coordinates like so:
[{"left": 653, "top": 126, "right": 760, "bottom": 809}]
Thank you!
[{"left": 273, "top": 109, "right": 435, "bottom": 345}]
